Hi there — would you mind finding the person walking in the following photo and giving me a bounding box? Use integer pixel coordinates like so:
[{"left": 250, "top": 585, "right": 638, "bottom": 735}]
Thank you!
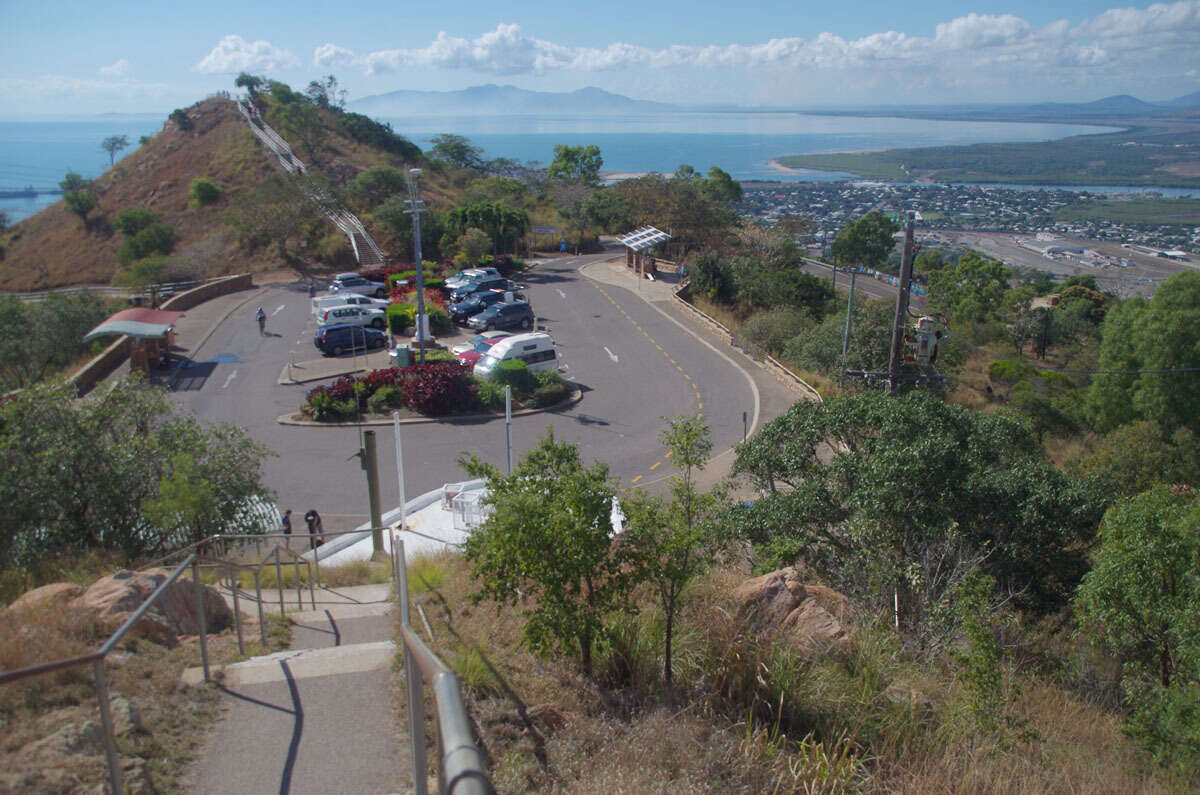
[
  {"left": 281, "top": 509, "right": 293, "bottom": 549},
  {"left": 304, "top": 509, "right": 324, "bottom": 550},
  {"left": 256, "top": 306, "right": 266, "bottom": 335}
]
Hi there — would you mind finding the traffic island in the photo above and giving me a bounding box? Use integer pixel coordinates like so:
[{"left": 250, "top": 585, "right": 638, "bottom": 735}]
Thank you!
[{"left": 276, "top": 385, "right": 582, "bottom": 426}]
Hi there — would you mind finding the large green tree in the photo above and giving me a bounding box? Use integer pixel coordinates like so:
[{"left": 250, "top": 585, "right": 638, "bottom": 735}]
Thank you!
[
  {"left": 460, "top": 430, "right": 628, "bottom": 676},
  {"left": 927, "top": 251, "right": 1011, "bottom": 326},
  {"left": 101, "top": 134, "right": 129, "bottom": 167},
  {"left": 1074, "top": 485, "right": 1200, "bottom": 767},
  {"left": 732, "top": 391, "right": 1107, "bottom": 627},
  {"left": 59, "top": 172, "right": 96, "bottom": 226},
  {"left": 0, "top": 292, "right": 111, "bottom": 390},
  {"left": 0, "top": 378, "right": 274, "bottom": 568},
  {"left": 548, "top": 144, "right": 603, "bottom": 186},
  {"left": 429, "top": 134, "right": 485, "bottom": 170},
  {"left": 1089, "top": 271, "right": 1200, "bottom": 437},
  {"left": 831, "top": 210, "right": 899, "bottom": 270}
]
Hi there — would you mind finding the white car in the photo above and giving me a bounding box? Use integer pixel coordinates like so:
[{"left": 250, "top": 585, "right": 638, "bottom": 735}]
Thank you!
[
  {"left": 318, "top": 305, "right": 387, "bottom": 329},
  {"left": 329, "top": 273, "right": 388, "bottom": 298},
  {"left": 450, "top": 330, "right": 511, "bottom": 356},
  {"left": 311, "top": 294, "right": 390, "bottom": 317},
  {"left": 443, "top": 267, "right": 500, "bottom": 291}
]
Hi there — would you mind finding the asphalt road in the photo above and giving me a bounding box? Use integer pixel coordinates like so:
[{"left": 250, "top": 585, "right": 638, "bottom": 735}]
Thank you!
[{"left": 170, "top": 250, "right": 758, "bottom": 526}]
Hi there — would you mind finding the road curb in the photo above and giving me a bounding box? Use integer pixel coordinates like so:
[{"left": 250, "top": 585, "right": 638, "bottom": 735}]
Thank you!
[
  {"left": 275, "top": 386, "right": 584, "bottom": 427},
  {"left": 168, "top": 287, "right": 267, "bottom": 389}
]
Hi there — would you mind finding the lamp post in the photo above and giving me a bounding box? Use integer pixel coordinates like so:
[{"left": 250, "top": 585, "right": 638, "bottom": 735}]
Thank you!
[{"left": 405, "top": 167, "right": 428, "bottom": 364}]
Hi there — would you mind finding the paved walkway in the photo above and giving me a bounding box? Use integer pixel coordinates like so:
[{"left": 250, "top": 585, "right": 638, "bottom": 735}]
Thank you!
[{"left": 184, "top": 583, "right": 411, "bottom": 795}]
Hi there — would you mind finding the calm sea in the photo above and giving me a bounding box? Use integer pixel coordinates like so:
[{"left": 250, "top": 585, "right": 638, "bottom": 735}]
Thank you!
[{"left": 1, "top": 112, "right": 1192, "bottom": 221}]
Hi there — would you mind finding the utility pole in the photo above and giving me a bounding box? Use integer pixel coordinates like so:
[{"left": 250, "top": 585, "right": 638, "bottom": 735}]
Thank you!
[
  {"left": 886, "top": 212, "right": 916, "bottom": 395},
  {"left": 405, "top": 167, "right": 428, "bottom": 364},
  {"left": 362, "top": 431, "right": 385, "bottom": 559}
]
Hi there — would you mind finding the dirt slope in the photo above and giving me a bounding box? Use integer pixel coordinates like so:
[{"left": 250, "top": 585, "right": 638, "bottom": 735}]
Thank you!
[{"left": 0, "top": 96, "right": 441, "bottom": 291}]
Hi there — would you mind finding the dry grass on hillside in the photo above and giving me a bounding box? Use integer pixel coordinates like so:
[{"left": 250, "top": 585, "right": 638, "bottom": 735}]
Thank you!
[
  {"left": 405, "top": 552, "right": 1188, "bottom": 794},
  {"left": 0, "top": 594, "right": 290, "bottom": 792}
]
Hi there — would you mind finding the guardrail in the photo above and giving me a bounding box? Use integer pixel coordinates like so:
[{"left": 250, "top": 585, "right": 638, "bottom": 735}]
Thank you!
[
  {"left": 390, "top": 533, "right": 492, "bottom": 795},
  {"left": 6, "top": 279, "right": 206, "bottom": 304}
]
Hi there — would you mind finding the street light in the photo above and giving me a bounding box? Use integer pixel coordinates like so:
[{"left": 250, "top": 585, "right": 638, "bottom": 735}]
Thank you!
[{"left": 405, "top": 167, "right": 428, "bottom": 364}]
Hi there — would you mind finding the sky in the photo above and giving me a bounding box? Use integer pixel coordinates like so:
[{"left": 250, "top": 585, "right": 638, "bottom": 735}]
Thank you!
[{"left": 1, "top": 0, "right": 1198, "bottom": 117}]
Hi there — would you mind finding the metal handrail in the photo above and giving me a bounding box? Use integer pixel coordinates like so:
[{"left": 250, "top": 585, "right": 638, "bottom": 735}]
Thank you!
[{"left": 391, "top": 532, "right": 492, "bottom": 794}]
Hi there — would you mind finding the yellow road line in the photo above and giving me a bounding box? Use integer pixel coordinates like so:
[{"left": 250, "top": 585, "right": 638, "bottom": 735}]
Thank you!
[
  {"left": 631, "top": 475, "right": 643, "bottom": 484},
  {"left": 664, "top": 451, "right": 673, "bottom": 459},
  {"left": 649, "top": 461, "right": 661, "bottom": 470}
]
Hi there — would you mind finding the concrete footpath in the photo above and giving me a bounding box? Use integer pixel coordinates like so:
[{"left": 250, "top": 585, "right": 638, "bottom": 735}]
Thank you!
[{"left": 183, "top": 583, "right": 411, "bottom": 794}]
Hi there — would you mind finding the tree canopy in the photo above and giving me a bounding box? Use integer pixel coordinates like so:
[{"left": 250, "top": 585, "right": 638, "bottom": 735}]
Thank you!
[
  {"left": 831, "top": 210, "right": 899, "bottom": 269},
  {"left": 732, "top": 391, "right": 1107, "bottom": 625},
  {"left": 460, "top": 430, "right": 627, "bottom": 675},
  {"left": 548, "top": 144, "right": 603, "bottom": 186}
]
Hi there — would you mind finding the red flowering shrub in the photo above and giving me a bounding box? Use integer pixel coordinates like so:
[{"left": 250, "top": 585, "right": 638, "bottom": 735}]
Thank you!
[{"left": 401, "top": 362, "right": 479, "bottom": 416}]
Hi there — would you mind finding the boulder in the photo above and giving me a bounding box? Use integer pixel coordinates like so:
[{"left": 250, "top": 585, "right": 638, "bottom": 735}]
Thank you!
[
  {"left": 734, "top": 568, "right": 854, "bottom": 655},
  {"left": 6, "top": 582, "right": 85, "bottom": 613},
  {"left": 75, "top": 568, "right": 233, "bottom": 639}
]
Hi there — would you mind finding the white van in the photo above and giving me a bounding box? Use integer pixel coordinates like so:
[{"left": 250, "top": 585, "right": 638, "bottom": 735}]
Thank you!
[
  {"left": 311, "top": 293, "right": 390, "bottom": 317},
  {"left": 473, "top": 332, "right": 558, "bottom": 379}
]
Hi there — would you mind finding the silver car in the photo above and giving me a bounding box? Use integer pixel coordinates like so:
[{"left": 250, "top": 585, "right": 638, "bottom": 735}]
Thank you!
[{"left": 329, "top": 272, "right": 388, "bottom": 298}]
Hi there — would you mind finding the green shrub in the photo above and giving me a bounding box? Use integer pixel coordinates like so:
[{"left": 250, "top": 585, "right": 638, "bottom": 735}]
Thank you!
[
  {"left": 422, "top": 349, "right": 455, "bottom": 363},
  {"left": 532, "top": 382, "right": 569, "bottom": 407},
  {"left": 169, "top": 108, "right": 193, "bottom": 131},
  {"left": 113, "top": 208, "right": 161, "bottom": 236},
  {"left": 534, "top": 369, "right": 564, "bottom": 388},
  {"left": 387, "top": 304, "right": 415, "bottom": 334},
  {"left": 119, "top": 223, "right": 175, "bottom": 264},
  {"left": 476, "top": 379, "right": 506, "bottom": 410},
  {"left": 493, "top": 359, "right": 535, "bottom": 393},
  {"left": 426, "top": 304, "right": 452, "bottom": 335},
  {"left": 989, "top": 359, "right": 1037, "bottom": 386},
  {"left": 189, "top": 177, "right": 222, "bottom": 207},
  {"left": 424, "top": 277, "right": 445, "bottom": 291},
  {"left": 742, "top": 308, "right": 815, "bottom": 355},
  {"left": 367, "top": 385, "right": 403, "bottom": 413}
]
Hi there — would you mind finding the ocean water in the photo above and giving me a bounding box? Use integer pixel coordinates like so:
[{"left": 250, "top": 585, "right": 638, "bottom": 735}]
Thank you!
[{"left": 3, "top": 112, "right": 1191, "bottom": 222}]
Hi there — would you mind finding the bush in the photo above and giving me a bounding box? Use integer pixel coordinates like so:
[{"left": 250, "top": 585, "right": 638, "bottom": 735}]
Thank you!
[
  {"left": 535, "top": 369, "right": 564, "bottom": 388},
  {"left": 989, "top": 359, "right": 1037, "bottom": 386},
  {"left": 189, "top": 177, "right": 221, "bottom": 207},
  {"left": 741, "top": 308, "right": 814, "bottom": 355},
  {"left": 367, "top": 385, "right": 403, "bottom": 413},
  {"left": 387, "top": 304, "right": 415, "bottom": 334},
  {"left": 424, "top": 277, "right": 445, "bottom": 291},
  {"left": 113, "top": 208, "right": 161, "bottom": 236},
  {"left": 119, "top": 223, "right": 175, "bottom": 264},
  {"left": 422, "top": 349, "right": 456, "bottom": 363},
  {"left": 388, "top": 271, "right": 415, "bottom": 289},
  {"left": 404, "top": 362, "right": 478, "bottom": 415},
  {"left": 169, "top": 108, "right": 193, "bottom": 131},
  {"left": 532, "top": 382, "right": 569, "bottom": 407},
  {"left": 493, "top": 359, "right": 536, "bottom": 393},
  {"left": 476, "top": 379, "right": 506, "bottom": 410},
  {"left": 339, "top": 112, "right": 422, "bottom": 160}
]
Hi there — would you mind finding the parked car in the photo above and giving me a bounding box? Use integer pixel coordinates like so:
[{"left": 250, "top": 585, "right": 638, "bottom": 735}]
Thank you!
[
  {"left": 313, "top": 324, "right": 388, "bottom": 356},
  {"left": 455, "top": 336, "right": 510, "bottom": 369},
  {"left": 448, "top": 276, "right": 511, "bottom": 304},
  {"left": 466, "top": 301, "right": 535, "bottom": 332},
  {"left": 473, "top": 332, "right": 558, "bottom": 379},
  {"left": 451, "top": 331, "right": 510, "bottom": 356},
  {"left": 443, "top": 267, "right": 500, "bottom": 291},
  {"left": 311, "top": 293, "right": 390, "bottom": 317},
  {"left": 447, "top": 289, "right": 521, "bottom": 323},
  {"left": 329, "top": 273, "right": 388, "bottom": 298},
  {"left": 319, "top": 305, "right": 387, "bottom": 329}
]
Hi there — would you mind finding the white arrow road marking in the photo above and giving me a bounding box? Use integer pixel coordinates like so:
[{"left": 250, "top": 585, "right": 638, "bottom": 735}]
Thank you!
[
  {"left": 555, "top": 288, "right": 566, "bottom": 299},
  {"left": 222, "top": 369, "right": 238, "bottom": 389},
  {"left": 272, "top": 305, "right": 285, "bottom": 316},
  {"left": 604, "top": 347, "right": 619, "bottom": 364}
]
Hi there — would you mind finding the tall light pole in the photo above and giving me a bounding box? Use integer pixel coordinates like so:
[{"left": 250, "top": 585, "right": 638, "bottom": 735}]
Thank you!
[{"left": 405, "top": 167, "right": 428, "bottom": 364}]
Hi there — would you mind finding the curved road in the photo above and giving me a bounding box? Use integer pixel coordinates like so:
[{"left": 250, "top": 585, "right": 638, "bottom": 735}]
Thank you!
[{"left": 170, "top": 250, "right": 760, "bottom": 526}]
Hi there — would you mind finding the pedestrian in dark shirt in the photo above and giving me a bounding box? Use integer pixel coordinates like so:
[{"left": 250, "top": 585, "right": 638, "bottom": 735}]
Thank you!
[
  {"left": 304, "top": 509, "right": 324, "bottom": 549},
  {"left": 281, "top": 509, "right": 293, "bottom": 549}
]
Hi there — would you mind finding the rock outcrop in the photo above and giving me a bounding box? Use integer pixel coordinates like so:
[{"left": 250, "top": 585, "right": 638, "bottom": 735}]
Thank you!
[
  {"left": 734, "top": 568, "right": 854, "bottom": 654},
  {"left": 77, "top": 568, "right": 233, "bottom": 644}
]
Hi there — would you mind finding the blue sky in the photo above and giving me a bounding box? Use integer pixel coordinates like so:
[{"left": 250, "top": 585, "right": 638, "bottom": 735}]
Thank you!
[{"left": 1, "top": 0, "right": 1198, "bottom": 117}]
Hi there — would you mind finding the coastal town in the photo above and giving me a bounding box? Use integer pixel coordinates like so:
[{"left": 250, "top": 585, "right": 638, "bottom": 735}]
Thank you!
[{"left": 740, "top": 179, "right": 1200, "bottom": 258}]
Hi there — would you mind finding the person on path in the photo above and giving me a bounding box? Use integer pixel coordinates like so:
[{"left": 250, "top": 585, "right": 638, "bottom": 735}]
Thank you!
[
  {"left": 304, "top": 509, "right": 324, "bottom": 550},
  {"left": 281, "top": 509, "right": 293, "bottom": 549},
  {"left": 256, "top": 306, "right": 266, "bottom": 335}
]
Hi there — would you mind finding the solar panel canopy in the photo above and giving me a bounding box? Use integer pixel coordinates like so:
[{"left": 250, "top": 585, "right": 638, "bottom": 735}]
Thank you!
[{"left": 617, "top": 226, "right": 671, "bottom": 252}]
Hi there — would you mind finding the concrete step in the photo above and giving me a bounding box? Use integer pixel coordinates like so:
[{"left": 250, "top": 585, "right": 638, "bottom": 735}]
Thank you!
[
  {"left": 183, "top": 640, "right": 397, "bottom": 687},
  {"left": 290, "top": 611, "right": 396, "bottom": 651},
  {"left": 219, "top": 582, "right": 394, "bottom": 616}
]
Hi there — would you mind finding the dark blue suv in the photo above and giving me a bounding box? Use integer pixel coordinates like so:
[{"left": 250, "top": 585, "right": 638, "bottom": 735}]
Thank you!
[
  {"left": 448, "top": 289, "right": 520, "bottom": 323},
  {"left": 466, "top": 301, "right": 535, "bottom": 332},
  {"left": 313, "top": 323, "right": 388, "bottom": 356}
]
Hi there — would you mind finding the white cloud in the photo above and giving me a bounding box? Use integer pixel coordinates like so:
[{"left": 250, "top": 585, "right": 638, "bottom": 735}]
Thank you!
[
  {"left": 99, "top": 59, "right": 130, "bottom": 77},
  {"left": 334, "top": 3, "right": 1200, "bottom": 94},
  {"left": 313, "top": 43, "right": 358, "bottom": 68},
  {"left": 195, "top": 35, "right": 299, "bottom": 73}
]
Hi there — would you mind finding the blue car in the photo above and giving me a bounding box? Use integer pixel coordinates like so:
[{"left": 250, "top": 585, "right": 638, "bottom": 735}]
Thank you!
[
  {"left": 313, "top": 323, "right": 388, "bottom": 356},
  {"left": 466, "top": 301, "right": 535, "bottom": 332},
  {"left": 448, "top": 289, "right": 520, "bottom": 323}
]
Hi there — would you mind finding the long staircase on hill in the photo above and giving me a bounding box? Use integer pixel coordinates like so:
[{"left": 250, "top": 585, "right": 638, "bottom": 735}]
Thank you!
[{"left": 234, "top": 98, "right": 388, "bottom": 270}]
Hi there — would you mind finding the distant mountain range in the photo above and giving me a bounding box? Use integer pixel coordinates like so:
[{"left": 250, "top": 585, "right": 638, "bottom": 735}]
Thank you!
[
  {"left": 351, "top": 84, "right": 676, "bottom": 116},
  {"left": 348, "top": 85, "right": 1200, "bottom": 122}
]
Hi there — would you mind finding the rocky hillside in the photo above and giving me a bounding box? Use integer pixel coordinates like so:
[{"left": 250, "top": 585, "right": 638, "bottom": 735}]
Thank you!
[{"left": 0, "top": 96, "right": 439, "bottom": 291}]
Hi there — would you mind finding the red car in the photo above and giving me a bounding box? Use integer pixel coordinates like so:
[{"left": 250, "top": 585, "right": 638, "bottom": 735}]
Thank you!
[{"left": 455, "top": 336, "right": 508, "bottom": 370}]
